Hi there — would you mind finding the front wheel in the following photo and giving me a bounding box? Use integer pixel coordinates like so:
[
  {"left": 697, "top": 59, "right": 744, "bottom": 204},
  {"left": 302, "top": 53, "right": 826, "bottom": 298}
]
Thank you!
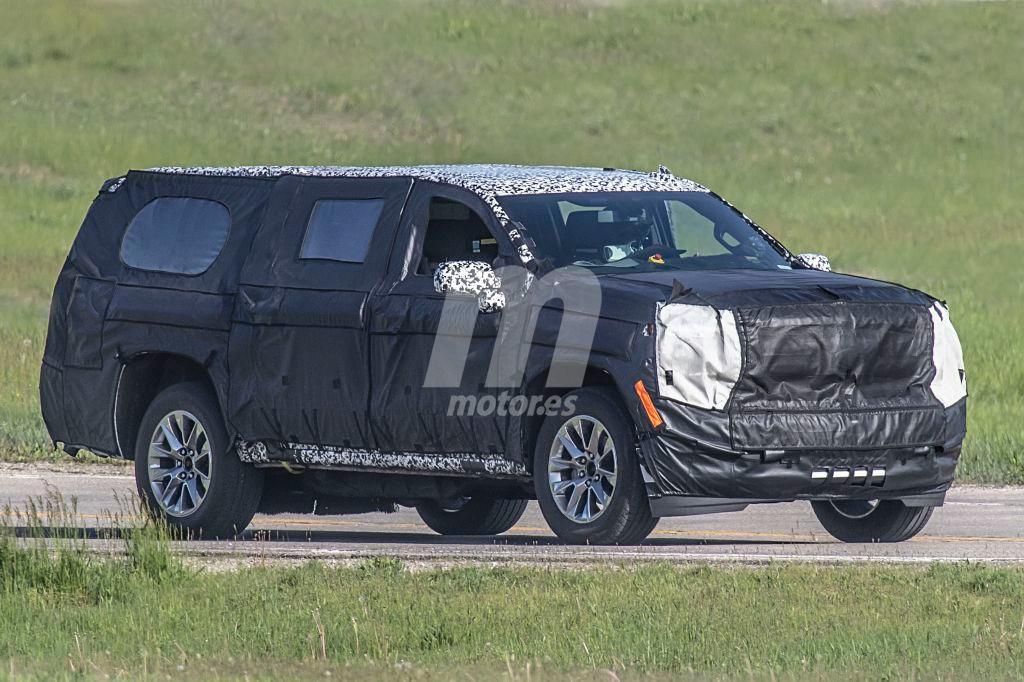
[
  {"left": 134, "top": 382, "right": 264, "bottom": 538},
  {"left": 533, "top": 388, "right": 658, "bottom": 545},
  {"left": 811, "top": 499, "right": 934, "bottom": 543},
  {"left": 416, "top": 496, "right": 528, "bottom": 536}
]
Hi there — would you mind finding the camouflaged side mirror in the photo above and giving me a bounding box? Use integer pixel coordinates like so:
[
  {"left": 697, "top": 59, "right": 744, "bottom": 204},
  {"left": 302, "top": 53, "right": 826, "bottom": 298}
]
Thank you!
[
  {"left": 796, "top": 253, "right": 832, "bottom": 272},
  {"left": 433, "top": 260, "right": 506, "bottom": 313}
]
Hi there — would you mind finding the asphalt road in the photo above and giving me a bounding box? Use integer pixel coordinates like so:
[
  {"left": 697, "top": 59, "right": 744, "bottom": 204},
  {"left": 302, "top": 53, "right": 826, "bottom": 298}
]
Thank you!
[{"left": 2, "top": 463, "right": 1022, "bottom": 566}]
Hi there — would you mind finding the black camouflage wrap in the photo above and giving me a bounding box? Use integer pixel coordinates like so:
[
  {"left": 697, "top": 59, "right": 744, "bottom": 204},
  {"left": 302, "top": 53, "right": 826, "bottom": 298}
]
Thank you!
[{"left": 40, "top": 165, "right": 967, "bottom": 512}]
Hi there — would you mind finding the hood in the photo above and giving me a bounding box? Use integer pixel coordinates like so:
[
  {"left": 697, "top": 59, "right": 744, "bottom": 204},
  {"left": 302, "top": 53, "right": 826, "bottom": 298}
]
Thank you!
[{"left": 603, "top": 267, "right": 936, "bottom": 310}]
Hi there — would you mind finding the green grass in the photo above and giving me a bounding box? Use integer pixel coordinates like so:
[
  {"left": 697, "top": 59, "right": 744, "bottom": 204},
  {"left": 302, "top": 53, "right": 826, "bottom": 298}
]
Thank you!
[
  {"left": 3, "top": 492, "right": 1024, "bottom": 679},
  {"left": 6, "top": 548, "right": 1024, "bottom": 675},
  {"left": 0, "top": 0, "right": 1022, "bottom": 479},
  {"left": 3, "top": 534, "right": 1024, "bottom": 680}
]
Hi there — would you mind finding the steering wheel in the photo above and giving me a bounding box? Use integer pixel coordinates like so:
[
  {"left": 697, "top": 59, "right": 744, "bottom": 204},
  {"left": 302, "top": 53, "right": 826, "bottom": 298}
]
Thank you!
[{"left": 631, "top": 244, "right": 687, "bottom": 262}]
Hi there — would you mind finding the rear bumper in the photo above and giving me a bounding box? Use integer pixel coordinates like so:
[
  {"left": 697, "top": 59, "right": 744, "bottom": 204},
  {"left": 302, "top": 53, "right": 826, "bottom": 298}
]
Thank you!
[{"left": 639, "top": 398, "right": 966, "bottom": 505}]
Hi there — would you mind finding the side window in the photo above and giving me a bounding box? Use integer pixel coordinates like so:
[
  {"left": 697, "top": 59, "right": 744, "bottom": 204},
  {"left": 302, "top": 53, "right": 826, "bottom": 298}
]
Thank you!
[
  {"left": 299, "top": 198, "right": 385, "bottom": 263},
  {"left": 417, "top": 198, "right": 498, "bottom": 275},
  {"left": 667, "top": 200, "right": 731, "bottom": 257},
  {"left": 120, "top": 197, "right": 230, "bottom": 275}
]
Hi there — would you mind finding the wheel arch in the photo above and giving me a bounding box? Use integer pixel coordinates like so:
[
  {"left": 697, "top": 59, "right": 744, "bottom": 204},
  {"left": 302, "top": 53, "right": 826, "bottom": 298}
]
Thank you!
[
  {"left": 114, "top": 352, "right": 224, "bottom": 460},
  {"left": 519, "top": 359, "right": 636, "bottom": 474}
]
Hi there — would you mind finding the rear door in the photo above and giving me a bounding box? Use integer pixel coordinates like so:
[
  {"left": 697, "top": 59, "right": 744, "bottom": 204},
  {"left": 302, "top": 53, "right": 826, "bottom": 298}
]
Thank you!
[{"left": 228, "top": 175, "right": 412, "bottom": 449}]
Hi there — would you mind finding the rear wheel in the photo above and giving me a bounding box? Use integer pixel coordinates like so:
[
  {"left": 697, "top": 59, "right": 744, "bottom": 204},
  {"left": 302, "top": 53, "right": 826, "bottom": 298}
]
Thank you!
[
  {"left": 811, "top": 499, "right": 934, "bottom": 543},
  {"left": 533, "top": 388, "right": 658, "bottom": 545},
  {"left": 134, "top": 382, "right": 264, "bottom": 538},
  {"left": 416, "top": 496, "right": 528, "bottom": 536}
]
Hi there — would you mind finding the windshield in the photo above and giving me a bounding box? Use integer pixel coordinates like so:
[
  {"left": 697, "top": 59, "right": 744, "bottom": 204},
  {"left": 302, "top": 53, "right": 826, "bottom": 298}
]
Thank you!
[{"left": 499, "top": 191, "right": 791, "bottom": 272}]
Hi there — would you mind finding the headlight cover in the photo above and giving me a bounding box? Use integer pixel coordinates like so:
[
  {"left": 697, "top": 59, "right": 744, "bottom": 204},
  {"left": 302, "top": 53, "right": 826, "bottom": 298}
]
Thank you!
[
  {"left": 656, "top": 303, "right": 742, "bottom": 411},
  {"left": 928, "top": 302, "right": 967, "bottom": 408}
]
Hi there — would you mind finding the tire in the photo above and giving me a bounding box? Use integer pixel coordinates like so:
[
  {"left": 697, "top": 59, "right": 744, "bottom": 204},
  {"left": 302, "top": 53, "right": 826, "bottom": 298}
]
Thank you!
[
  {"left": 134, "top": 381, "right": 264, "bottom": 539},
  {"left": 416, "top": 496, "right": 528, "bottom": 536},
  {"left": 533, "top": 387, "right": 658, "bottom": 545},
  {"left": 811, "top": 499, "right": 934, "bottom": 543}
]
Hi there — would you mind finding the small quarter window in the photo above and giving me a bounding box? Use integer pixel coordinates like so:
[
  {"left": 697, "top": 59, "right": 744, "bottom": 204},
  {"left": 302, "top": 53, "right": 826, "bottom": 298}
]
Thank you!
[
  {"left": 120, "top": 197, "right": 230, "bottom": 275},
  {"left": 299, "top": 199, "right": 385, "bottom": 263}
]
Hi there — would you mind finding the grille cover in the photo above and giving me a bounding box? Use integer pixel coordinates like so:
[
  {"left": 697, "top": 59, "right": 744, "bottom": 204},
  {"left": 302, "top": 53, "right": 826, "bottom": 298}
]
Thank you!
[{"left": 728, "top": 301, "right": 945, "bottom": 450}]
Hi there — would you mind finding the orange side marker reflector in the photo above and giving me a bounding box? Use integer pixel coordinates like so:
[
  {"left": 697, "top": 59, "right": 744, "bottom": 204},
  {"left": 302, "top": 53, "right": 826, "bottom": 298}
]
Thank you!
[{"left": 634, "top": 380, "right": 664, "bottom": 429}]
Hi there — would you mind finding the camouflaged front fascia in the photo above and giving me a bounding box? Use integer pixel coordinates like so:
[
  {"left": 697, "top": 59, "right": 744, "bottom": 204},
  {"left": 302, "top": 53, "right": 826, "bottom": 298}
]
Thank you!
[{"left": 236, "top": 440, "right": 529, "bottom": 477}]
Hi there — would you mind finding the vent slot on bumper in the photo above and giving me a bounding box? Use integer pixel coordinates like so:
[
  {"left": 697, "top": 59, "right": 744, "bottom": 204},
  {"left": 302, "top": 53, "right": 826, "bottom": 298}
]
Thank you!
[{"left": 811, "top": 466, "right": 886, "bottom": 486}]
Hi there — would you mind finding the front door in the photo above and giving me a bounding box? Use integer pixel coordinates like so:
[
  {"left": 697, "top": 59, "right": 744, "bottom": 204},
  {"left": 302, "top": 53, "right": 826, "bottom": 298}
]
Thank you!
[
  {"left": 228, "top": 175, "right": 412, "bottom": 449},
  {"left": 368, "top": 182, "right": 517, "bottom": 460}
]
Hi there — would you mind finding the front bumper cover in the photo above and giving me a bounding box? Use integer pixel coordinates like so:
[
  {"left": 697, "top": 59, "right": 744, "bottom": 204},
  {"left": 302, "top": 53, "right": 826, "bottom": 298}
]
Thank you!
[{"left": 639, "top": 397, "right": 966, "bottom": 504}]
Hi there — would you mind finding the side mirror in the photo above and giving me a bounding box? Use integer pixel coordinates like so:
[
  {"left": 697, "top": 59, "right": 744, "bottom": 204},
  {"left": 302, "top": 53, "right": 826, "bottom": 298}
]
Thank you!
[
  {"left": 433, "top": 260, "right": 506, "bottom": 313},
  {"left": 796, "top": 253, "right": 832, "bottom": 272}
]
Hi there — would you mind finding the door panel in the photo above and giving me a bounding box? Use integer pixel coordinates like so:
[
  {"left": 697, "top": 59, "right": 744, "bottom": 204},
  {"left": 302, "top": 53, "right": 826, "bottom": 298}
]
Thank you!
[
  {"left": 369, "top": 285, "right": 507, "bottom": 455},
  {"left": 228, "top": 175, "right": 412, "bottom": 448},
  {"left": 368, "top": 183, "right": 514, "bottom": 456}
]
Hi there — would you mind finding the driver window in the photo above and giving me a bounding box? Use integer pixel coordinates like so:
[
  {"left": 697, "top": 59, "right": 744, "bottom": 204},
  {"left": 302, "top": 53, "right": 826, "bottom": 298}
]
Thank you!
[
  {"left": 417, "top": 198, "right": 498, "bottom": 275},
  {"left": 667, "top": 200, "right": 731, "bottom": 257}
]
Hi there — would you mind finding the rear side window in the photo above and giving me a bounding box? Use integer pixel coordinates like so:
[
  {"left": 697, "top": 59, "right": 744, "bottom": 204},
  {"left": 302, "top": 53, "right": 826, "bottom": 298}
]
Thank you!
[
  {"left": 120, "top": 197, "right": 230, "bottom": 275},
  {"left": 299, "top": 199, "right": 384, "bottom": 263}
]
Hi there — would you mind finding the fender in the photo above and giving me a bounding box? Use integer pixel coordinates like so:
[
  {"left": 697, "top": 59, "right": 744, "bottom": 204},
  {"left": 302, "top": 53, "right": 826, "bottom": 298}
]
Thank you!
[{"left": 113, "top": 348, "right": 228, "bottom": 459}]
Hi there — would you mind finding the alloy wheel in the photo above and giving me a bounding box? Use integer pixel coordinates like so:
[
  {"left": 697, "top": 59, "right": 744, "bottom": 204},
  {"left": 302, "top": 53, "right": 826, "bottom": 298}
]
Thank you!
[
  {"left": 147, "top": 410, "right": 212, "bottom": 518},
  {"left": 547, "top": 415, "right": 618, "bottom": 523}
]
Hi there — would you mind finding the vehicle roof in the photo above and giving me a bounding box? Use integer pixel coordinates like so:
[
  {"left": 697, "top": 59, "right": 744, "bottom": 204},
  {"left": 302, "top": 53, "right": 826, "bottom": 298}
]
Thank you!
[{"left": 145, "top": 164, "right": 708, "bottom": 224}]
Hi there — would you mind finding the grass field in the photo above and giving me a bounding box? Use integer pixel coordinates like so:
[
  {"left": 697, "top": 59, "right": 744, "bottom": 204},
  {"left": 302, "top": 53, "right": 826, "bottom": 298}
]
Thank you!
[
  {"left": 0, "top": 0, "right": 1021, "bottom": 480},
  {"left": 3, "top": 526, "right": 1024, "bottom": 680}
]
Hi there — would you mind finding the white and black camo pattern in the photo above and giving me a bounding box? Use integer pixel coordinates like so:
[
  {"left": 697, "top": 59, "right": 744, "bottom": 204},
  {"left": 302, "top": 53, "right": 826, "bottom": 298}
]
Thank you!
[
  {"left": 433, "top": 260, "right": 506, "bottom": 312},
  {"left": 236, "top": 440, "right": 528, "bottom": 477},
  {"left": 476, "top": 289, "right": 506, "bottom": 314},
  {"left": 796, "top": 253, "right": 833, "bottom": 272},
  {"left": 236, "top": 440, "right": 269, "bottom": 462},
  {"left": 505, "top": 226, "right": 533, "bottom": 263}
]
